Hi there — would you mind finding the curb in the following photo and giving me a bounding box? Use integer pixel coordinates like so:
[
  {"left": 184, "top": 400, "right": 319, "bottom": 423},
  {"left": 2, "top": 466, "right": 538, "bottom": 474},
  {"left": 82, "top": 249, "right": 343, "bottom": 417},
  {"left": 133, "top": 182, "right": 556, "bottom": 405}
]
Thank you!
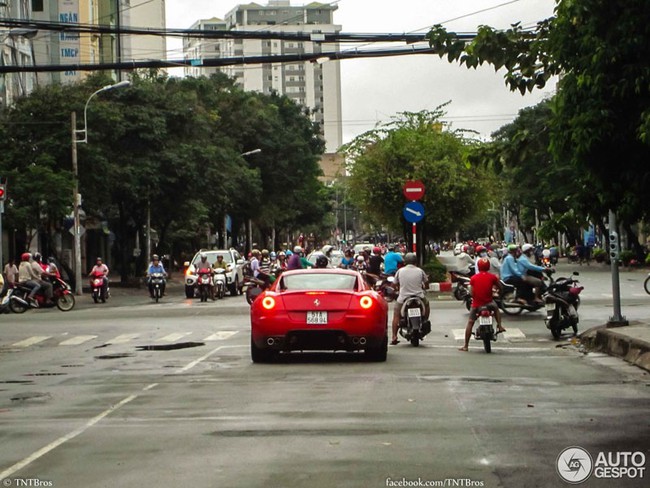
[
  {"left": 429, "top": 282, "right": 452, "bottom": 292},
  {"left": 581, "top": 323, "right": 650, "bottom": 372}
]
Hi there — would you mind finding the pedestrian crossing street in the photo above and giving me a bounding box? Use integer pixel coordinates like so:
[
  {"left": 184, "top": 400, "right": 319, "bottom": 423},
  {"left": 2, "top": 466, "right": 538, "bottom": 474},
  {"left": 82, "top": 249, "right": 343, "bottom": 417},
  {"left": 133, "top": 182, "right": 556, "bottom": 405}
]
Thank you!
[{"left": 4, "top": 330, "right": 240, "bottom": 350}]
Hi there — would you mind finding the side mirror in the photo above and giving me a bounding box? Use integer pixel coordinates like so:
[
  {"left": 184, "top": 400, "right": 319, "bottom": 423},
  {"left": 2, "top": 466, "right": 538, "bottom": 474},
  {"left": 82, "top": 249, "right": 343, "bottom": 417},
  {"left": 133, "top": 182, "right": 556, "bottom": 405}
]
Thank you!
[{"left": 236, "top": 259, "right": 245, "bottom": 265}]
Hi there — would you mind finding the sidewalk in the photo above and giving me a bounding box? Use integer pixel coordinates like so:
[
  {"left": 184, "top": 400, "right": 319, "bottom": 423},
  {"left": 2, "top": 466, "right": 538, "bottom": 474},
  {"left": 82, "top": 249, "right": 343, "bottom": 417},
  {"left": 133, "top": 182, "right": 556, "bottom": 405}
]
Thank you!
[{"left": 581, "top": 321, "right": 650, "bottom": 372}]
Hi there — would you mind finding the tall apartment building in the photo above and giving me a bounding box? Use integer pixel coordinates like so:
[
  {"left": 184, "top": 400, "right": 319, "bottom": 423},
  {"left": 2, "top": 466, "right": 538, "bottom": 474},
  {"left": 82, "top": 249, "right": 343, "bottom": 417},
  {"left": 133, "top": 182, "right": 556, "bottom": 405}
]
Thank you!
[
  {"left": 184, "top": 0, "right": 343, "bottom": 153},
  {"left": 183, "top": 17, "right": 227, "bottom": 79},
  {"left": 0, "top": 0, "right": 37, "bottom": 108}
]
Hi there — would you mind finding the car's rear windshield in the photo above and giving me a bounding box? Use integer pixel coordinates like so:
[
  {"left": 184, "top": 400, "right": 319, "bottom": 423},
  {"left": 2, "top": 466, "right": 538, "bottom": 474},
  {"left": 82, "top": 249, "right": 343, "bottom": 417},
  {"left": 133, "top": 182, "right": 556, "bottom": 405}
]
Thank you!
[
  {"left": 281, "top": 273, "right": 357, "bottom": 291},
  {"left": 192, "top": 252, "right": 233, "bottom": 266}
]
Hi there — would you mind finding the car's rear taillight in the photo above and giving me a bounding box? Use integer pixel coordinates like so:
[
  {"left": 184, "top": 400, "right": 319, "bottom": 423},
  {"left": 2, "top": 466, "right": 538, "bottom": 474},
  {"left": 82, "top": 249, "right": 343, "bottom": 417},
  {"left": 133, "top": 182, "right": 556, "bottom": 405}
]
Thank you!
[
  {"left": 360, "top": 296, "right": 373, "bottom": 309},
  {"left": 262, "top": 296, "right": 276, "bottom": 310}
]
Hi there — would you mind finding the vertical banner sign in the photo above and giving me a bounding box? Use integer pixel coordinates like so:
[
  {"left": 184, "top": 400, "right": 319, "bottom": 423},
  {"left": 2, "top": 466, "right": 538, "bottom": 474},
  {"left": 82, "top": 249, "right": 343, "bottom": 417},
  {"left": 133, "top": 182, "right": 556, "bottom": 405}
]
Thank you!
[{"left": 59, "top": 0, "right": 81, "bottom": 83}]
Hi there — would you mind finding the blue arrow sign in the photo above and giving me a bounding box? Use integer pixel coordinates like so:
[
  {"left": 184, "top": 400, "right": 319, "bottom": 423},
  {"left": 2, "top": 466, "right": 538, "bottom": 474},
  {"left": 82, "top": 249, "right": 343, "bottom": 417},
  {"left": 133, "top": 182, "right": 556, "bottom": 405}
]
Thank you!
[{"left": 403, "top": 201, "right": 424, "bottom": 223}]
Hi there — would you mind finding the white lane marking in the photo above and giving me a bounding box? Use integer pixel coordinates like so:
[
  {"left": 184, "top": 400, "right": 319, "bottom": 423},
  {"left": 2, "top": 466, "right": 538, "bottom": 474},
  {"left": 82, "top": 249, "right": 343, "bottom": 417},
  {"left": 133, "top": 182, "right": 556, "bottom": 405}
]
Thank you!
[
  {"left": 157, "top": 332, "right": 192, "bottom": 343},
  {"left": 59, "top": 335, "right": 98, "bottom": 346},
  {"left": 175, "top": 344, "right": 248, "bottom": 374},
  {"left": 11, "top": 336, "right": 51, "bottom": 348},
  {"left": 204, "top": 331, "right": 238, "bottom": 341},
  {"left": 0, "top": 382, "right": 159, "bottom": 481},
  {"left": 451, "top": 329, "right": 466, "bottom": 341},
  {"left": 106, "top": 333, "right": 140, "bottom": 344},
  {"left": 502, "top": 328, "right": 526, "bottom": 340}
]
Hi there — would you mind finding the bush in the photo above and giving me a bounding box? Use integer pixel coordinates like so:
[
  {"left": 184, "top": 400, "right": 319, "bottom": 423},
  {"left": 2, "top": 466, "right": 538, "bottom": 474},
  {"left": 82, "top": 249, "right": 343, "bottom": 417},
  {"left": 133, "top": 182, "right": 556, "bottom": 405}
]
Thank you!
[
  {"left": 619, "top": 250, "right": 635, "bottom": 266},
  {"left": 593, "top": 247, "right": 606, "bottom": 262},
  {"left": 422, "top": 254, "right": 448, "bottom": 283},
  {"left": 646, "top": 253, "right": 650, "bottom": 266}
]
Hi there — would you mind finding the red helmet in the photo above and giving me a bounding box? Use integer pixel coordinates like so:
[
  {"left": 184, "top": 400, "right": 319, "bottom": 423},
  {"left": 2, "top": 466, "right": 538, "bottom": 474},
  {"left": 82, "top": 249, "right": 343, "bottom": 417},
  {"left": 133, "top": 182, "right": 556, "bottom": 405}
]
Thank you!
[
  {"left": 21, "top": 252, "right": 31, "bottom": 262},
  {"left": 462, "top": 245, "right": 469, "bottom": 252},
  {"left": 477, "top": 257, "right": 490, "bottom": 272},
  {"left": 476, "top": 245, "right": 486, "bottom": 254},
  {"left": 373, "top": 246, "right": 381, "bottom": 254}
]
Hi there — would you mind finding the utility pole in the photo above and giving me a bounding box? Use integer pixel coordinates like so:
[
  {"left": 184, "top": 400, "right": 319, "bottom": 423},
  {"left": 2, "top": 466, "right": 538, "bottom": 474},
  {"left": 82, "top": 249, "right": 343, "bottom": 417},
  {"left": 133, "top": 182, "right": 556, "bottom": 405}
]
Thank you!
[
  {"left": 607, "top": 210, "right": 628, "bottom": 327},
  {"left": 71, "top": 111, "right": 83, "bottom": 295}
]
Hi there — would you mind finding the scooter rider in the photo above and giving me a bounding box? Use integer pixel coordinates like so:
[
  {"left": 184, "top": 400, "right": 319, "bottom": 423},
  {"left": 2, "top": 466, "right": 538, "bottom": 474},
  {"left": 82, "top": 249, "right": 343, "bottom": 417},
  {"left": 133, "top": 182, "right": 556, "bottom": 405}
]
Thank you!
[
  {"left": 391, "top": 252, "right": 430, "bottom": 345},
  {"left": 146, "top": 254, "right": 167, "bottom": 298},
  {"left": 459, "top": 258, "right": 505, "bottom": 352},
  {"left": 89, "top": 257, "right": 110, "bottom": 298},
  {"left": 500, "top": 244, "right": 531, "bottom": 304},
  {"left": 31, "top": 252, "right": 54, "bottom": 305},
  {"left": 18, "top": 253, "right": 42, "bottom": 307},
  {"left": 519, "top": 244, "right": 550, "bottom": 303},
  {"left": 383, "top": 245, "right": 403, "bottom": 275}
]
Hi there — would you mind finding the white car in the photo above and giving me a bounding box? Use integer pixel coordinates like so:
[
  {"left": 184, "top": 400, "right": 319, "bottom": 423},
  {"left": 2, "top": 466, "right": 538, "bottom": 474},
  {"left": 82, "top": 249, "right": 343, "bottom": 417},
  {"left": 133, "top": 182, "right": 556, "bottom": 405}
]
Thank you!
[{"left": 184, "top": 249, "right": 245, "bottom": 298}]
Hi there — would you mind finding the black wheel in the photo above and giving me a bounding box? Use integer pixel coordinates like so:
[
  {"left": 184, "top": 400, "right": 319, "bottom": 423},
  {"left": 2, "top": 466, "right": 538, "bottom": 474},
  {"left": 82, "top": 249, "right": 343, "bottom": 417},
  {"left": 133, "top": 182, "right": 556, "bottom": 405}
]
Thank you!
[
  {"left": 644, "top": 275, "right": 650, "bottom": 295},
  {"left": 155, "top": 288, "right": 160, "bottom": 303},
  {"left": 572, "top": 324, "right": 578, "bottom": 336},
  {"left": 246, "top": 288, "right": 256, "bottom": 305},
  {"left": 464, "top": 296, "right": 472, "bottom": 311},
  {"left": 200, "top": 286, "right": 208, "bottom": 302},
  {"left": 185, "top": 285, "right": 194, "bottom": 299},
  {"left": 230, "top": 278, "right": 239, "bottom": 296},
  {"left": 251, "top": 337, "right": 274, "bottom": 363},
  {"left": 56, "top": 294, "right": 75, "bottom": 312},
  {"left": 93, "top": 292, "right": 98, "bottom": 304},
  {"left": 410, "top": 336, "right": 420, "bottom": 347},
  {"left": 482, "top": 334, "right": 492, "bottom": 353},
  {"left": 550, "top": 320, "right": 562, "bottom": 339},
  {"left": 9, "top": 298, "right": 28, "bottom": 314},
  {"left": 365, "top": 336, "right": 388, "bottom": 362},
  {"left": 502, "top": 303, "right": 524, "bottom": 315}
]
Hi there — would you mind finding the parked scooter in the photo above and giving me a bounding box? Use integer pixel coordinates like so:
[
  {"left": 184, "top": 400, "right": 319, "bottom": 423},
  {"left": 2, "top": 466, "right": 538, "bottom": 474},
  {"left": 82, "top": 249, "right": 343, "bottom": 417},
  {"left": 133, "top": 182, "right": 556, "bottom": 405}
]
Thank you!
[
  {"left": 544, "top": 272, "right": 584, "bottom": 339},
  {"left": 398, "top": 296, "right": 431, "bottom": 347},
  {"left": 473, "top": 306, "right": 498, "bottom": 353},
  {"left": 149, "top": 272, "right": 166, "bottom": 303},
  {"left": 8, "top": 277, "right": 75, "bottom": 313},
  {"left": 196, "top": 268, "right": 213, "bottom": 303},
  {"left": 213, "top": 268, "right": 227, "bottom": 300},
  {"left": 89, "top": 271, "right": 109, "bottom": 303}
]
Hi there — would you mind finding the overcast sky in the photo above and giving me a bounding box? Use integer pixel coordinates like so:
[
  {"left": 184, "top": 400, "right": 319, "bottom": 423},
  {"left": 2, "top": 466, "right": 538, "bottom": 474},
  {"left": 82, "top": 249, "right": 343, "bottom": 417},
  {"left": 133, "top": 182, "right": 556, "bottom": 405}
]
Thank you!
[{"left": 164, "top": 0, "right": 557, "bottom": 144}]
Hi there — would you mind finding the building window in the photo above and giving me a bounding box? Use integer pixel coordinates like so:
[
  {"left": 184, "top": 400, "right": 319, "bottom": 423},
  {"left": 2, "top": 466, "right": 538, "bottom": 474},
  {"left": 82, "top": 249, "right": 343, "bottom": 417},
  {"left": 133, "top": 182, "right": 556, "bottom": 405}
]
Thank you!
[{"left": 32, "top": 0, "right": 44, "bottom": 11}]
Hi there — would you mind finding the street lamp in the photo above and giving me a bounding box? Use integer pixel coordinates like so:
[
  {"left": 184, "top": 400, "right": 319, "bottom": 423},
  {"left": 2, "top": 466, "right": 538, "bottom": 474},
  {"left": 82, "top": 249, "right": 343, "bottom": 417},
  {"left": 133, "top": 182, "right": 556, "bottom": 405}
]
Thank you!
[{"left": 71, "top": 80, "right": 131, "bottom": 295}]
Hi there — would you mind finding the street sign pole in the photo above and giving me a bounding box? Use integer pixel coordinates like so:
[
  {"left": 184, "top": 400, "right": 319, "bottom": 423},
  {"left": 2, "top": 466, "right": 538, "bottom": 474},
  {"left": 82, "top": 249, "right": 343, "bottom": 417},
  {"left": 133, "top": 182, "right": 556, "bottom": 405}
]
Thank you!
[{"left": 412, "top": 223, "right": 417, "bottom": 253}]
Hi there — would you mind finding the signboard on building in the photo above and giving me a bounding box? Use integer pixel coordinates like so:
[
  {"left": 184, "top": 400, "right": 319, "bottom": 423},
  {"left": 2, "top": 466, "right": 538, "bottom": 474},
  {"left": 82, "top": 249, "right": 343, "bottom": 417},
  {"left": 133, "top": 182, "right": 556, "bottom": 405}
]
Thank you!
[{"left": 58, "top": 0, "right": 81, "bottom": 83}]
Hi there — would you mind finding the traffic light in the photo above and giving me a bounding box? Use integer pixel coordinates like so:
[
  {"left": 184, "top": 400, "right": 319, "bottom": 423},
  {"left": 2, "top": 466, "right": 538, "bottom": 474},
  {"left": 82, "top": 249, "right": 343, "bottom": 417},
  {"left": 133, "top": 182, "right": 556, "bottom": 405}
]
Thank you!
[
  {"left": 0, "top": 183, "right": 5, "bottom": 201},
  {"left": 609, "top": 231, "right": 619, "bottom": 260}
]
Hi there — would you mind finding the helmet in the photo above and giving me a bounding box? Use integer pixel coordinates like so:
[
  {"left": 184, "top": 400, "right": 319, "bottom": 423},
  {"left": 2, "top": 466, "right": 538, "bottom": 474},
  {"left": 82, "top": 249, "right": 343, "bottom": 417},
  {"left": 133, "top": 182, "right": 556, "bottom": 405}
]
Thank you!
[
  {"left": 477, "top": 257, "right": 490, "bottom": 272},
  {"left": 33, "top": 252, "right": 42, "bottom": 261},
  {"left": 322, "top": 245, "right": 333, "bottom": 256},
  {"left": 356, "top": 255, "right": 365, "bottom": 262},
  {"left": 387, "top": 244, "right": 395, "bottom": 252},
  {"left": 252, "top": 249, "right": 260, "bottom": 257},
  {"left": 542, "top": 249, "right": 551, "bottom": 258},
  {"left": 21, "top": 252, "right": 31, "bottom": 262},
  {"left": 507, "top": 244, "right": 518, "bottom": 253},
  {"left": 48, "top": 256, "right": 56, "bottom": 264},
  {"left": 475, "top": 245, "right": 486, "bottom": 254},
  {"left": 293, "top": 246, "right": 303, "bottom": 254},
  {"left": 521, "top": 244, "right": 534, "bottom": 254},
  {"left": 373, "top": 246, "right": 381, "bottom": 255},
  {"left": 96, "top": 256, "right": 103, "bottom": 262},
  {"left": 261, "top": 249, "right": 269, "bottom": 257},
  {"left": 363, "top": 246, "right": 371, "bottom": 253},
  {"left": 200, "top": 252, "right": 207, "bottom": 260},
  {"left": 270, "top": 252, "right": 277, "bottom": 259},
  {"left": 404, "top": 252, "right": 417, "bottom": 265},
  {"left": 315, "top": 255, "right": 329, "bottom": 268},
  {"left": 152, "top": 254, "right": 160, "bottom": 260},
  {"left": 462, "top": 245, "right": 469, "bottom": 253},
  {"left": 285, "top": 250, "right": 293, "bottom": 256}
]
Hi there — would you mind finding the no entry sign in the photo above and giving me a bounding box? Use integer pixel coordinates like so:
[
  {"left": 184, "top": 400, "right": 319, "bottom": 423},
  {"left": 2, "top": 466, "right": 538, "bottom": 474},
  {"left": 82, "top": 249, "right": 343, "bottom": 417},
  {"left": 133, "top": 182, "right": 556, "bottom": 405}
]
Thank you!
[{"left": 402, "top": 180, "right": 425, "bottom": 201}]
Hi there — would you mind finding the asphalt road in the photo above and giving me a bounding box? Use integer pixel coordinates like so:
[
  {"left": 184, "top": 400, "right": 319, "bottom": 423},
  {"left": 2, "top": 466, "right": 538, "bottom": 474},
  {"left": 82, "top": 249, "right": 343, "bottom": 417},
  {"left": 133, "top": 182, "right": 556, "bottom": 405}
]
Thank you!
[{"left": 0, "top": 263, "right": 648, "bottom": 488}]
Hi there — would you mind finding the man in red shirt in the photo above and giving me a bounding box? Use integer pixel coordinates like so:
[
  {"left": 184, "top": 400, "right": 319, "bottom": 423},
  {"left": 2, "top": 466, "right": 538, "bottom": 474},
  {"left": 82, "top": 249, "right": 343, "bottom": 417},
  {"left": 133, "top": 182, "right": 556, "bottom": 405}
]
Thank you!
[{"left": 459, "top": 258, "right": 505, "bottom": 352}]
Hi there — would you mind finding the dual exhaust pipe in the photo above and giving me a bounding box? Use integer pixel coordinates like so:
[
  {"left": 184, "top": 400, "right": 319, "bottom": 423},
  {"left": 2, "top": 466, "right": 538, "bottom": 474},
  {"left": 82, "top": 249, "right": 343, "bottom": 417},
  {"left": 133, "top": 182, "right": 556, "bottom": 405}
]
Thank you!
[{"left": 352, "top": 337, "right": 367, "bottom": 345}]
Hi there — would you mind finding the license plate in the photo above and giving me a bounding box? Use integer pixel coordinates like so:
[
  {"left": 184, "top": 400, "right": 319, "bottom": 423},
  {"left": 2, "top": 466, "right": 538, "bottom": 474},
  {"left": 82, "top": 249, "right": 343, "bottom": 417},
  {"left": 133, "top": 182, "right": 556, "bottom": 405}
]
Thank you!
[
  {"left": 479, "top": 316, "right": 492, "bottom": 325},
  {"left": 546, "top": 302, "right": 556, "bottom": 311},
  {"left": 307, "top": 311, "right": 328, "bottom": 324},
  {"left": 407, "top": 308, "right": 421, "bottom": 318}
]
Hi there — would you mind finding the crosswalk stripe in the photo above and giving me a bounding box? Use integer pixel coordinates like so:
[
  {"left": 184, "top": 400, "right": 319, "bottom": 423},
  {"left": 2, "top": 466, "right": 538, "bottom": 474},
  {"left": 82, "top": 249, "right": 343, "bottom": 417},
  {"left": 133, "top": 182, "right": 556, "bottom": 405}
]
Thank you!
[
  {"left": 107, "top": 333, "right": 140, "bottom": 344},
  {"left": 502, "top": 328, "right": 526, "bottom": 340},
  {"left": 451, "top": 329, "right": 466, "bottom": 341},
  {"left": 204, "top": 331, "right": 238, "bottom": 341},
  {"left": 11, "top": 336, "right": 51, "bottom": 348},
  {"left": 157, "top": 332, "right": 192, "bottom": 343},
  {"left": 59, "top": 335, "right": 98, "bottom": 346}
]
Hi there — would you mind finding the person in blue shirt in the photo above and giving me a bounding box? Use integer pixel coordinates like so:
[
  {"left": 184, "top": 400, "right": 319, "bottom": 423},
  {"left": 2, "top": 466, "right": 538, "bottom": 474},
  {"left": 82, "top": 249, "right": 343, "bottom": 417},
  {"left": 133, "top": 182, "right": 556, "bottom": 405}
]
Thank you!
[
  {"left": 383, "top": 245, "right": 404, "bottom": 275},
  {"left": 147, "top": 254, "right": 167, "bottom": 298},
  {"left": 500, "top": 244, "right": 530, "bottom": 303},
  {"left": 339, "top": 249, "right": 355, "bottom": 269},
  {"left": 518, "top": 244, "right": 549, "bottom": 303}
]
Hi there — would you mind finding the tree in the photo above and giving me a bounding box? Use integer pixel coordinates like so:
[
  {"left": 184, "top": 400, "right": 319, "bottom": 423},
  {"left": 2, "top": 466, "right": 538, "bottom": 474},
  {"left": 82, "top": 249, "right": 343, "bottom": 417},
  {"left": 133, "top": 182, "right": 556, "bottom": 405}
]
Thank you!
[
  {"left": 427, "top": 0, "right": 650, "bottom": 250},
  {"left": 342, "top": 107, "right": 493, "bottom": 245}
]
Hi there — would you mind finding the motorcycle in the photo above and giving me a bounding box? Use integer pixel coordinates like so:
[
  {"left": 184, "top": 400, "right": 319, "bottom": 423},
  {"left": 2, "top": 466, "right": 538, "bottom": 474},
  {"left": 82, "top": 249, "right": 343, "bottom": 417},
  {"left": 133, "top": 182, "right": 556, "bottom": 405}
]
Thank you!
[
  {"left": 90, "top": 271, "right": 108, "bottom": 303},
  {"left": 213, "top": 268, "right": 227, "bottom": 299},
  {"left": 398, "top": 296, "right": 431, "bottom": 347},
  {"left": 473, "top": 306, "right": 497, "bottom": 353},
  {"left": 452, "top": 275, "right": 472, "bottom": 311},
  {"left": 495, "top": 269, "right": 553, "bottom": 315},
  {"left": 644, "top": 272, "right": 650, "bottom": 295},
  {"left": 9, "top": 277, "right": 75, "bottom": 313},
  {"left": 244, "top": 276, "right": 267, "bottom": 305},
  {"left": 544, "top": 271, "right": 584, "bottom": 339},
  {"left": 149, "top": 272, "right": 166, "bottom": 303},
  {"left": 374, "top": 275, "right": 396, "bottom": 302},
  {"left": 196, "top": 268, "right": 213, "bottom": 303}
]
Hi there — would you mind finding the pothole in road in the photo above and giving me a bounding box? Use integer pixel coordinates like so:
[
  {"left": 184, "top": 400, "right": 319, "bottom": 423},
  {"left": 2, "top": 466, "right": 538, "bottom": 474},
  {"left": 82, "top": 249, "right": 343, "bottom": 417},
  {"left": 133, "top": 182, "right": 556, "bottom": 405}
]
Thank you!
[
  {"left": 11, "top": 392, "right": 52, "bottom": 403},
  {"left": 95, "top": 353, "right": 135, "bottom": 360},
  {"left": 136, "top": 342, "right": 205, "bottom": 351},
  {"left": 24, "top": 373, "right": 68, "bottom": 377},
  {"left": 418, "top": 375, "right": 505, "bottom": 384},
  {"left": 0, "top": 380, "right": 34, "bottom": 385},
  {"left": 209, "top": 428, "right": 390, "bottom": 437}
]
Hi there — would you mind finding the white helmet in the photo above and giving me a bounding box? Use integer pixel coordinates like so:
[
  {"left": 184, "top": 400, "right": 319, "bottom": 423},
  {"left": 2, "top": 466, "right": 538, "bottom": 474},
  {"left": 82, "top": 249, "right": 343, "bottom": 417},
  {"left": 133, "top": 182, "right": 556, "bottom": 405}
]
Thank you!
[
  {"left": 542, "top": 249, "right": 551, "bottom": 258},
  {"left": 521, "top": 244, "right": 534, "bottom": 254},
  {"left": 356, "top": 255, "right": 365, "bottom": 262},
  {"left": 293, "top": 246, "right": 303, "bottom": 254}
]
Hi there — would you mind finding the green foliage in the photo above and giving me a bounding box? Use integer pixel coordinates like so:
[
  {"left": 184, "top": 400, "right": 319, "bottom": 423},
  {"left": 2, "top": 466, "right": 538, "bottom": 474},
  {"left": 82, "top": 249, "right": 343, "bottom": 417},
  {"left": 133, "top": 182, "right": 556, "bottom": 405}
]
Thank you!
[
  {"left": 619, "top": 250, "right": 635, "bottom": 266},
  {"left": 422, "top": 254, "right": 448, "bottom": 283},
  {"left": 342, "top": 106, "right": 492, "bottom": 240}
]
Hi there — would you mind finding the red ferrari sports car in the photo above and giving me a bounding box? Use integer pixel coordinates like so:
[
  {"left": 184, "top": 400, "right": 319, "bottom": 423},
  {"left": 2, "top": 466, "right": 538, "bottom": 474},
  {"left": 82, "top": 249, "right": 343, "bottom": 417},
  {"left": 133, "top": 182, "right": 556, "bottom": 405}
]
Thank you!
[{"left": 250, "top": 268, "right": 388, "bottom": 362}]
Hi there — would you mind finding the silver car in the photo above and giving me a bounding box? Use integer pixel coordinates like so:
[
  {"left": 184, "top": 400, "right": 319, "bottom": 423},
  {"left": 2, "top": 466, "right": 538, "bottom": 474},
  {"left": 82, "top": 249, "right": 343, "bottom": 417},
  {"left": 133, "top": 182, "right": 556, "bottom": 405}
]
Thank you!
[{"left": 184, "top": 249, "right": 245, "bottom": 298}]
